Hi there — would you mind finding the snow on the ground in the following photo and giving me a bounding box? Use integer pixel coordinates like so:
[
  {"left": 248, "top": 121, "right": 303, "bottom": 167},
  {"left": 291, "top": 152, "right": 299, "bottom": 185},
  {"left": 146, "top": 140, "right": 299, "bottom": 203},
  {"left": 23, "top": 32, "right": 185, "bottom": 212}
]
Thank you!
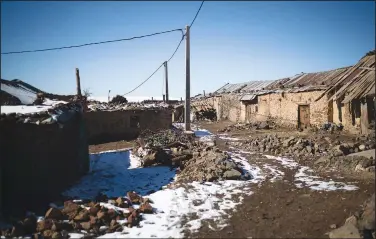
[
  {"left": 262, "top": 164, "right": 285, "bottom": 182},
  {"left": 295, "top": 166, "right": 358, "bottom": 191},
  {"left": 218, "top": 136, "right": 242, "bottom": 141},
  {"left": 263, "top": 155, "right": 359, "bottom": 191},
  {"left": 0, "top": 99, "right": 67, "bottom": 114},
  {"left": 62, "top": 139, "right": 265, "bottom": 238}
]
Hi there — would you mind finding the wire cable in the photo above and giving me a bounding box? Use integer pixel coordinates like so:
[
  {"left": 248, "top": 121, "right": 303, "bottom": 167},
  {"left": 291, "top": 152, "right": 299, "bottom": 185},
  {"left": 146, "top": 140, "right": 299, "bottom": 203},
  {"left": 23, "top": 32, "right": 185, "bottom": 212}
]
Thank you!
[
  {"left": 190, "top": 1, "right": 205, "bottom": 28},
  {"left": 123, "top": 1, "right": 204, "bottom": 96},
  {"left": 1, "top": 28, "right": 184, "bottom": 55}
]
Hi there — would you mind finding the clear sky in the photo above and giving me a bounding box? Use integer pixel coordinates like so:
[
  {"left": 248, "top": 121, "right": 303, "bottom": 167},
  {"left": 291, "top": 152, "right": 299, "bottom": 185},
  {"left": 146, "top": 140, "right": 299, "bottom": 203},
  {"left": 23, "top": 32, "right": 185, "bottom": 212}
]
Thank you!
[{"left": 1, "top": 1, "right": 375, "bottom": 99}]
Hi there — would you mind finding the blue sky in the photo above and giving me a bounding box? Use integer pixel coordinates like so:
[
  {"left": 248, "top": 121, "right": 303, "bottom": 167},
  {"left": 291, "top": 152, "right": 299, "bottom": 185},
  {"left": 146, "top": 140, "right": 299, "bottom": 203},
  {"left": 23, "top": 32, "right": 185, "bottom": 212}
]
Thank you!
[{"left": 1, "top": 1, "right": 375, "bottom": 99}]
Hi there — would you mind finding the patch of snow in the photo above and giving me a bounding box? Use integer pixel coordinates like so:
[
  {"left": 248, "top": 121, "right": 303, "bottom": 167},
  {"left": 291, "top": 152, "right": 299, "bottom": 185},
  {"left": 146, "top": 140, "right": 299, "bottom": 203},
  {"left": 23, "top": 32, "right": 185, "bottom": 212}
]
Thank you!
[
  {"left": 218, "top": 136, "right": 242, "bottom": 141},
  {"left": 262, "top": 164, "right": 285, "bottom": 182},
  {"left": 295, "top": 166, "right": 358, "bottom": 191},
  {"left": 263, "top": 155, "right": 299, "bottom": 169},
  {"left": 89, "top": 96, "right": 181, "bottom": 103},
  {"left": 1, "top": 83, "right": 37, "bottom": 104},
  {"left": 0, "top": 105, "right": 53, "bottom": 114}
]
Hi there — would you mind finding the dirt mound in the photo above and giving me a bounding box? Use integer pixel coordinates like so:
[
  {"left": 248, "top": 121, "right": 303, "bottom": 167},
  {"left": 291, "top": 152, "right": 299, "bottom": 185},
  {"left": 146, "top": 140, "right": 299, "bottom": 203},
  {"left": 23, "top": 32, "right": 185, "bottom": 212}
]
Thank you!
[{"left": 218, "top": 121, "right": 275, "bottom": 132}]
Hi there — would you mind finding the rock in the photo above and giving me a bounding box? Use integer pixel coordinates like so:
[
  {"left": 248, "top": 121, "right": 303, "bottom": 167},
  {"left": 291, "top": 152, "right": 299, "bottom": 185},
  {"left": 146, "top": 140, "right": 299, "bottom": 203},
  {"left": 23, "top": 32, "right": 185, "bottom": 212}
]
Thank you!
[
  {"left": 51, "top": 221, "right": 73, "bottom": 232},
  {"left": 257, "top": 122, "right": 269, "bottom": 129},
  {"left": 80, "top": 222, "right": 92, "bottom": 231},
  {"left": 329, "top": 223, "right": 361, "bottom": 238},
  {"left": 366, "top": 166, "right": 375, "bottom": 172},
  {"left": 355, "top": 164, "right": 366, "bottom": 172},
  {"left": 89, "top": 204, "right": 101, "bottom": 216},
  {"left": 224, "top": 160, "right": 238, "bottom": 170},
  {"left": 43, "top": 230, "right": 54, "bottom": 238},
  {"left": 359, "top": 145, "right": 366, "bottom": 151},
  {"left": 37, "top": 219, "right": 53, "bottom": 232},
  {"left": 345, "top": 215, "right": 358, "bottom": 226},
  {"left": 330, "top": 224, "right": 337, "bottom": 229},
  {"left": 62, "top": 201, "right": 81, "bottom": 220},
  {"left": 115, "top": 197, "right": 128, "bottom": 208},
  {"left": 97, "top": 210, "right": 109, "bottom": 222},
  {"left": 314, "top": 156, "right": 330, "bottom": 165},
  {"left": 127, "top": 191, "right": 142, "bottom": 204},
  {"left": 74, "top": 210, "right": 90, "bottom": 222},
  {"left": 45, "top": 208, "right": 64, "bottom": 220},
  {"left": 359, "top": 194, "right": 375, "bottom": 231},
  {"left": 139, "top": 202, "right": 153, "bottom": 214},
  {"left": 223, "top": 169, "right": 242, "bottom": 180}
]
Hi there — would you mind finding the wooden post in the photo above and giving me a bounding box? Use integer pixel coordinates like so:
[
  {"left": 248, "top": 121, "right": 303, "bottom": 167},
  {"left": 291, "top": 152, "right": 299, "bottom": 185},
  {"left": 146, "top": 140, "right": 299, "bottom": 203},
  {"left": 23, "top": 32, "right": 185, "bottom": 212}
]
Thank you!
[
  {"left": 76, "top": 68, "right": 82, "bottom": 97},
  {"left": 163, "top": 94, "right": 166, "bottom": 102},
  {"left": 184, "top": 25, "right": 191, "bottom": 131}
]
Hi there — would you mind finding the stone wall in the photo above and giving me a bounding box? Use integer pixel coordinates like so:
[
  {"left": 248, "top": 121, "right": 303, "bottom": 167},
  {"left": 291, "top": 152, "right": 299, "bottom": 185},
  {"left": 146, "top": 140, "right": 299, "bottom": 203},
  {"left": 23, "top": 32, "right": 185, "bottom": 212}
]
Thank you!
[
  {"left": 257, "top": 91, "right": 328, "bottom": 128},
  {"left": 85, "top": 109, "right": 172, "bottom": 144},
  {"left": 0, "top": 111, "right": 89, "bottom": 217}
]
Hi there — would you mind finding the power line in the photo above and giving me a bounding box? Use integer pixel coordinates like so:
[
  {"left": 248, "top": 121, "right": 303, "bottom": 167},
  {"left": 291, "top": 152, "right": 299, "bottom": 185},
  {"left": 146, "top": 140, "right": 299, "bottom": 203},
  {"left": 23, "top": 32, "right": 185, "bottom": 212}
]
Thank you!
[
  {"left": 1, "top": 28, "right": 184, "bottom": 55},
  {"left": 124, "top": 1, "right": 205, "bottom": 96},
  {"left": 190, "top": 1, "right": 205, "bottom": 28}
]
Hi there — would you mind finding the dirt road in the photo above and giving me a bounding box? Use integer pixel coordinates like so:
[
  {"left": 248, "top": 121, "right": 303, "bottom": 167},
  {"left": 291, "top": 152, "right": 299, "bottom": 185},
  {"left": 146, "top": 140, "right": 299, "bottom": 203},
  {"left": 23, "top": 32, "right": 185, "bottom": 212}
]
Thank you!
[{"left": 191, "top": 121, "right": 374, "bottom": 238}]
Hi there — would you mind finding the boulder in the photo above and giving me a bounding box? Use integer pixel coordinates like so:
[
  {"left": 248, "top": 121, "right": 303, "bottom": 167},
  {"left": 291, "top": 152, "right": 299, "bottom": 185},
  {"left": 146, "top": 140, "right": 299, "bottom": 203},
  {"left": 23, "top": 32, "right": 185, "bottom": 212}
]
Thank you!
[
  {"left": 139, "top": 202, "right": 153, "bottom": 214},
  {"left": 62, "top": 201, "right": 81, "bottom": 220},
  {"left": 37, "top": 219, "right": 53, "bottom": 232},
  {"left": 74, "top": 210, "right": 90, "bottom": 222},
  {"left": 223, "top": 169, "right": 242, "bottom": 180},
  {"left": 329, "top": 223, "right": 361, "bottom": 238},
  {"left": 127, "top": 191, "right": 143, "bottom": 204}
]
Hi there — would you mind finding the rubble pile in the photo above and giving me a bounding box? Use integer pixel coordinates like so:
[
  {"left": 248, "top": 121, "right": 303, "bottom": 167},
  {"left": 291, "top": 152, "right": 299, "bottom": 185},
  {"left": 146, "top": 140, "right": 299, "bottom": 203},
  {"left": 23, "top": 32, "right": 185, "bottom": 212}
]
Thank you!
[
  {"left": 87, "top": 101, "right": 173, "bottom": 112},
  {"left": 218, "top": 121, "right": 274, "bottom": 132},
  {"left": 134, "top": 129, "right": 250, "bottom": 182},
  {"left": 329, "top": 193, "right": 375, "bottom": 239},
  {"left": 229, "top": 134, "right": 375, "bottom": 168},
  {"left": 110, "top": 95, "right": 128, "bottom": 104},
  {"left": 1, "top": 192, "right": 155, "bottom": 238}
]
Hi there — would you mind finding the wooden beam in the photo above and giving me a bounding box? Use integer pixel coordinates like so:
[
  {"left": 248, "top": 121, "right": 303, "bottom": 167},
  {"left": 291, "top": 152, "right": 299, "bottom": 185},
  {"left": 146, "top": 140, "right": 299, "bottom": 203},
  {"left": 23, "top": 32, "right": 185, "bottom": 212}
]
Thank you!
[{"left": 359, "top": 67, "right": 375, "bottom": 71}]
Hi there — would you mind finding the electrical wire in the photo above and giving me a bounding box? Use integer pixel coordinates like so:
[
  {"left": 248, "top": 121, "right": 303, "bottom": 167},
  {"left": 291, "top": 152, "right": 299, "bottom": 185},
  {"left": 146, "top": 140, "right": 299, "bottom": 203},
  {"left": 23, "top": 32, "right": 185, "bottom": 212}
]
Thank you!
[
  {"left": 190, "top": 1, "right": 205, "bottom": 28},
  {"left": 1, "top": 28, "right": 184, "bottom": 55}
]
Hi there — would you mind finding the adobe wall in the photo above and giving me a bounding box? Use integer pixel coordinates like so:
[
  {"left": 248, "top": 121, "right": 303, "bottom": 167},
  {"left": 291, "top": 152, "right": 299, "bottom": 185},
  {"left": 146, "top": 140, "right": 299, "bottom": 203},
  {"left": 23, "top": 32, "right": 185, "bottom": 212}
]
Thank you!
[
  {"left": 257, "top": 91, "right": 328, "bottom": 128},
  {"left": 0, "top": 112, "right": 89, "bottom": 217},
  {"left": 85, "top": 109, "right": 172, "bottom": 144},
  {"left": 218, "top": 94, "right": 244, "bottom": 122}
]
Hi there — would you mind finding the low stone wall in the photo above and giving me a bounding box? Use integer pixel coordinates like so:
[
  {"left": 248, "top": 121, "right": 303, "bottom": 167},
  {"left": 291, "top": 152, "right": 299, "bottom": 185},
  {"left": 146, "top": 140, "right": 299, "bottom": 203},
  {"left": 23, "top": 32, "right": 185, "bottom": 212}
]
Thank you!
[
  {"left": 0, "top": 104, "right": 89, "bottom": 217},
  {"left": 85, "top": 109, "right": 173, "bottom": 144}
]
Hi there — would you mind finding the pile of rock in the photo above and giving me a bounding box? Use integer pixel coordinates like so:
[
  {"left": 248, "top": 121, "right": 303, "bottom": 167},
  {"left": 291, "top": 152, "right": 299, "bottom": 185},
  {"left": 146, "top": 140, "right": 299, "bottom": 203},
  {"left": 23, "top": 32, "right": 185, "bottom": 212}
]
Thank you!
[
  {"left": 329, "top": 193, "right": 375, "bottom": 239},
  {"left": 315, "top": 155, "right": 375, "bottom": 173},
  {"left": 1, "top": 191, "right": 154, "bottom": 238},
  {"left": 229, "top": 134, "right": 375, "bottom": 161},
  {"left": 194, "top": 108, "right": 217, "bottom": 121}
]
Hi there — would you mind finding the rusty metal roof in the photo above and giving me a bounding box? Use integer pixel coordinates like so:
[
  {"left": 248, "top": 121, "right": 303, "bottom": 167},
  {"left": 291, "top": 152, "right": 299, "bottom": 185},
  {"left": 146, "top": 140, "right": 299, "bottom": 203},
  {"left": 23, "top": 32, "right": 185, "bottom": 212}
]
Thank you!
[
  {"left": 214, "top": 81, "right": 274, "bottom": 94},
  {"left": 315, "top": 54, "right": 375, "bottom": 103}
]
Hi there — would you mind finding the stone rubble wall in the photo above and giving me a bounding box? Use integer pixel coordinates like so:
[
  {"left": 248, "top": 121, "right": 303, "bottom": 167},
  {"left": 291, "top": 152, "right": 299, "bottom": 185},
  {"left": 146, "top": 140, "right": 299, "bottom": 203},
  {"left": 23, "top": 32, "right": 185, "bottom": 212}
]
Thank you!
[
  {"left": 0, "top": 103, "right": 89, "bottom": 217},
  {"left": 85, "top": 109, "right": 173, "bottom": 144}
]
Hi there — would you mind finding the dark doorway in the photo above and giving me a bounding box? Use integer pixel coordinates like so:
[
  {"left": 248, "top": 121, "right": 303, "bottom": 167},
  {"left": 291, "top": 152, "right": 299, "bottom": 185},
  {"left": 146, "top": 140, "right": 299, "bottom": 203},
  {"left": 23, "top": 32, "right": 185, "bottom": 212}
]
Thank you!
[{"left": 298, "top": 105, "right": 310, "bottom": 129}]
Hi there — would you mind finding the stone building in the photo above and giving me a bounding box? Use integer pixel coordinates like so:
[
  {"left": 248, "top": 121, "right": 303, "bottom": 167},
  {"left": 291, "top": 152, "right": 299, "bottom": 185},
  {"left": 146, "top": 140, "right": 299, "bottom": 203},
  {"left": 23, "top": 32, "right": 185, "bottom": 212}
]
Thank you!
[{"left": 192, "top": 51, "right": 375, "bottom": 134}]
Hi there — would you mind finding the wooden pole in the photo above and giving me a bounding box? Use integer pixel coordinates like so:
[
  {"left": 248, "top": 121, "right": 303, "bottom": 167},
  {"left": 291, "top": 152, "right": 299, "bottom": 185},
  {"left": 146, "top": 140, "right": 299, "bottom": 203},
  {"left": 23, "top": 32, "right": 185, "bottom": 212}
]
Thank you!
[
  {"left": 184, "top": 25, "right": 191, "bottom": 131},
  {"left": 76, "top": 68, "right": 82, "bottom": 97}
]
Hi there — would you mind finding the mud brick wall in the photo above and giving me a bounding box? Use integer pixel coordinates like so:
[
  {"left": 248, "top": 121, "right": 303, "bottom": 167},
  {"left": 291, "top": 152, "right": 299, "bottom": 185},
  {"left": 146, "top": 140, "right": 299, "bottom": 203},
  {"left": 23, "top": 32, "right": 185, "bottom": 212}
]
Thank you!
[
  {"left": 85, "top": 109, "right": 172, "bottom": 144},
  {"left": 0, "top": 113, "right": 89, "bottom": 217},
  {"left": 257, "top": 91, "right": 328, "bottom": 128}
]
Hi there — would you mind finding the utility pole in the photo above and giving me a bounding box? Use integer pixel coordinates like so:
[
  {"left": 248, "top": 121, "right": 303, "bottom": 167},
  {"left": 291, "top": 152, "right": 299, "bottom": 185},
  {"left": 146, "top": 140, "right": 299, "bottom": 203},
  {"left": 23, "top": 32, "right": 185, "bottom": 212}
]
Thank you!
[
  {"left": 184, "top": 25, "right": 191, "bottom": 131},
  {"left": 164, "top": 61, "right": 169, "bottom": 103},
  {"left": 76, "top": 68, "right": 82, "bottom": 97}
]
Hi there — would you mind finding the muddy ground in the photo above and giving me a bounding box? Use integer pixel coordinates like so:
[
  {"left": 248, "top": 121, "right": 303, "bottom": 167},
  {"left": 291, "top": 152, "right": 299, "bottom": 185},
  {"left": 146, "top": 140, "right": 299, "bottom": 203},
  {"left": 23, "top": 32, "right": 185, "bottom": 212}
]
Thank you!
[{"left": 88, "top": 120, "right": 375, "bottom": 238}]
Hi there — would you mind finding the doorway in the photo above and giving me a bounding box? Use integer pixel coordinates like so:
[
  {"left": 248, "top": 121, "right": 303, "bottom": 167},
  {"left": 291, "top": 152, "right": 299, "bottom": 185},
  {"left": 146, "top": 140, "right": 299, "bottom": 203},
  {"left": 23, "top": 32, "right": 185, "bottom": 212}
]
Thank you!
[{"left": 298, "top": 105, "right": 310, "bottom": 129}]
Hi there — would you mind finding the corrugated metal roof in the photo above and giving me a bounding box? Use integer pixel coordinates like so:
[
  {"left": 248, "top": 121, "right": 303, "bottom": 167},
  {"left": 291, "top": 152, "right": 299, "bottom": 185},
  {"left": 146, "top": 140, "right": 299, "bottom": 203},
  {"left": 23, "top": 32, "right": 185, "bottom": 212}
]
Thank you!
[
  {"left": 315, "top": 54, "right": 375, "bottom": 103},
  {"left": 240, "top": 94, "right": 257, "bottom": 101},
  {"left": 214, "top": 81, "right": 274, "bottom": 94}
]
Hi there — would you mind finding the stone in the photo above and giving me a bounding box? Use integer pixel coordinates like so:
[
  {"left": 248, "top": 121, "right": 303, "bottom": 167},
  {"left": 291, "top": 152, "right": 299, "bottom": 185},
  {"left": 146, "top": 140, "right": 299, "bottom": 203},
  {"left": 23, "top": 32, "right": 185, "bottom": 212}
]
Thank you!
[
  {"left": 115, "top": 197, "right": 128, "bottom": 208},
  {"left": 223, "top": 169, "right": 242, "bottom": 180},
  {"left": 257, "top": 122, "right": 269, "bottom": 129},
  {"left": 37, "top": 219, "right": 53, "bottom": 232},
  {"left": 51, "top": 231, "right": 64, "bottom": 239},
  {"left": 80, "top": 222, "right": 92, "bottom": 231},
  {"left": 330, "top": 224, "right": 337, "bottom": 229},
  {"left": 366, "top": 166, "right": 375, "bottom": 172},
  {"left": 329, "top": 223, "right": 361, "bottom": 238},
  {"left": 127, "top": 191, "right": 142, "bottom": 204},
  {"left": 51, "top": 221, "right": 73, "bottom": 232},
  {"left": 62, "top": 201, "right": 81, "bottom": 220},
  {"left": 139, "top": 202, "right": 153, "bottom": 214},
  {"left": 89, "top": 204, "right": 101, "bottom": 216},
  {"left": 74, "top": 210, "right": 90, "bottom": 222},
  {"left": 359, "top": 145, "right": 366, "bottom": 151},
  {"left": 42, "top": 230, "right": 54, "bottom": 238},
  {"left": 45, "top": 208, "right": 65, "bottom": 220},
  {"left": 345, "top": 215, "right": 358, "bottom": 226}
]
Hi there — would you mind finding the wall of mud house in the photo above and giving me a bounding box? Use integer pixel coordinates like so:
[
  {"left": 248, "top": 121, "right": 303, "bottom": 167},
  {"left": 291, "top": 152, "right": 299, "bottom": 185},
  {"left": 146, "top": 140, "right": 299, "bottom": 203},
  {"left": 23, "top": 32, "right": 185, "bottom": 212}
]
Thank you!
[
  {"left": 333, "top": 97, "right": 375, "bottom": 134},
  {"left": 0, "top": 114, "right": 89, "bottom": 217},
  {"left": 85, "top": 109, "right": 172, "bottom": 144},
  {"left": 216, "top": 94, "right": 245, "bottom": 122},
  {"left": 257, "top": 90, "right": 328, "bottom": 128},
  {"left": 242, "top": 98, "right": 262, "bottom": 123}
]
